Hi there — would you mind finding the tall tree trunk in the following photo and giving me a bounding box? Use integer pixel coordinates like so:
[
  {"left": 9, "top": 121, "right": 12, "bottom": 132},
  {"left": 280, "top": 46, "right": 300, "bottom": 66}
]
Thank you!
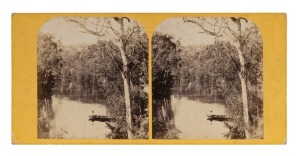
[
  {"left": 115, "top": 17, "right": 133, "bottom": 139},
  {"left": 234, "top": 41, "right": 250, "bottom": 139},
  {"left": 234, "top": 18, "right": 250, "bottom": 138},
  {"left": 120, "top": 69, "right": 133, "bottom": 139},
  {"left": 239, "top": 72, "right": 250, "bottom": 138},
  {"left": 210, "top": 76, "right": 214, "bottom": 96},
  {"left": 115, "top": 40, "right": 133, "bottom": 139},
  {"left": 183, "top": 17, "right": 252, "bottom": 138},
  {"left": 61, "top": 73, "right": 64, "bottom": 94},
  {"left": 179, "top": 77, "right": 183, "bottom": 93},
  {"left": 66, "top": 17, "right": 135, "bottom": 138}
]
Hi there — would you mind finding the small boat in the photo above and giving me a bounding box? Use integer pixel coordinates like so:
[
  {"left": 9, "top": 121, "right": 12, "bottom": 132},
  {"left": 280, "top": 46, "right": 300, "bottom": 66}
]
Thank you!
[
  {"left": 88, "top": 115, "right": 116, "bottom": 122},
  {"left": 207, "top": 115, "right": 230, "bottom": 121}
]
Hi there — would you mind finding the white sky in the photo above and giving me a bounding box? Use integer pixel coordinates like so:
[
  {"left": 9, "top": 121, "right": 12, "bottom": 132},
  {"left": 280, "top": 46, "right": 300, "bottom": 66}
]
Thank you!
[
  {"left": 40, "top": 17, "right": 98, "bottom": 46},
  {"left": 155, "top": 18, "right": 215, "bottom": 46},
  {"left": 40, "top": 17, "right": 216, "bottom": 47}
]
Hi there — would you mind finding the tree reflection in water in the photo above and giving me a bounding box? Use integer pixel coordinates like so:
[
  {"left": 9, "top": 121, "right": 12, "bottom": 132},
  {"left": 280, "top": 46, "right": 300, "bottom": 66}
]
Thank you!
[{"left": 37, "top": 70, "right": 56, "bottom": 138}]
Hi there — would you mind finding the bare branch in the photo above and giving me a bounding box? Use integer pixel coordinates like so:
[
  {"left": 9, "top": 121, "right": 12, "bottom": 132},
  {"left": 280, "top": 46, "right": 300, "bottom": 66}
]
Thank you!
[
  {"left": 107, "top": 46, "right": 123, "bottom": 73},
  {"left": 152, "top": 50, "right": 162, "bottom": 68},
  {"left": 99, "top": 18, "right": 107, "bottom": 33},
  {"left": 205, "top": 18, "right": 227, "bottom": 31},
  {"left": 107, "top": 20, "right": 121, "bottom": 38},
  {"left": 218, "top": 18, "right": 226, "bottom": 34},
  {"left": 66, "top": 17, "right": 105, "bottom": 37},
  {"left": 226, "top": 19, "right": 238, "bottom": 38},
  {"left": 129, "top": 25, "right": 140, "bottom": 38},
  {"left": 244, "top": 27, "right": 257, "bottom": 40},
  {"left": 183, "top": 17, "right": 223, "bottom": 37},
  {"left": 85, "top": 18, "right": 107, "bottom": 34},
  {"left": 223, "top": 45, "right": 241, "bottom": 73}
]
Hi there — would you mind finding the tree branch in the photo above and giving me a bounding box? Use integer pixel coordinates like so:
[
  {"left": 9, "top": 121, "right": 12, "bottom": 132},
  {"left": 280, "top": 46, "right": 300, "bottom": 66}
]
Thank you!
[
  {"left": 108, "top": 21, "right": 121, "bottom": 38},
  {"left": 66, "top": 17, "right": 105, "bottom": 37},
  {"left": 183, "top": 17, "right": 223, "bottom": 37},
  {"left": 226, "top": 19, "right": 238, "bottom": 38},
  {"left": 109, "top": 50, "right": 123, "bottom": 73},
  {"left": 205, "top": 18, "right": 227, "bottom": 31},
  {"left": 223, "top": 45, "right": 241, "bottom": 73},
  {"left": 152, "top": 49, "right": 162, "bottom": 68},
  {"left": 244, "top": 27, "right": 257, "bottom": 40},
  {"left": 129, "top": 25, "right": 140, "bottom": 38},
  {"left": 217, "top": 18, "right": 226, "bottom": 34}
]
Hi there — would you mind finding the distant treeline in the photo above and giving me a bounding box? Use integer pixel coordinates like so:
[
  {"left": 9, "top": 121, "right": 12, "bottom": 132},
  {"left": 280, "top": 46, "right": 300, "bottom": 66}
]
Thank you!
[
  {"left": 37, "top": 32, "right": 148, "bottom": 139},
  {"left": 152, "top": 30, "right": 263, "bottom": 139}
]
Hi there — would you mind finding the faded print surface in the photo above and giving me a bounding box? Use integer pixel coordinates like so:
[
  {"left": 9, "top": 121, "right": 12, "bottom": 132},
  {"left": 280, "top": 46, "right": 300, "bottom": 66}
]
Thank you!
[
  {"left": 37, "top": 17, "right": 148, "bottom": 139},
  {"left": 152, "top": 17, "right": 263, "bottom": 139}
]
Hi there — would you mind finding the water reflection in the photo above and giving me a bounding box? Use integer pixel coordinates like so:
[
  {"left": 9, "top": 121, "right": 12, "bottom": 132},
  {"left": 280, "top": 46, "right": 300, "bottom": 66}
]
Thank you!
[
  {"left": 38, "top": 88, "right": 110, "bottom": 139},
  {"left": 52, "top": 96, "right": 110, "bottom": 138},
  {"left": 171, "top": 94, "right": 229, "bottom": 139}
]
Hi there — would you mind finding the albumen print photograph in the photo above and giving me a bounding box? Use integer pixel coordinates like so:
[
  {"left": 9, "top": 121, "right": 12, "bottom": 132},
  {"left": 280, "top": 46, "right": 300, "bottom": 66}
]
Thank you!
[
  {"left": 37, "top": 17, "right": 148, "bottom": 139},
  {"left": 152, "top": 17, "right": 263, "bottom": 139}
]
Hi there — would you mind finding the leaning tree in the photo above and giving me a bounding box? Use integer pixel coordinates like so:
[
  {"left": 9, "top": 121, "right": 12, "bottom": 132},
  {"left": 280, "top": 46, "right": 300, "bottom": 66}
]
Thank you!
[
  {"left": 66, "top": 17, "right": 146, "bottom": 139},
  {"left": 183, "top": 17, "right": 262, "bottom": 138}
]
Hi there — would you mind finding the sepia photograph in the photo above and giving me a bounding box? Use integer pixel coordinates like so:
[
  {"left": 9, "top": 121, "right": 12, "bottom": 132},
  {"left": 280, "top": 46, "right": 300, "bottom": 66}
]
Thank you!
[
  {"left": 152, "top": 17, "right": 263, "bottom": 139},
  {"left": 13, "top": 13, "right": 285, "bottom": 144},
  {"left": 37, "top": 17, "right": 148, "bottom": 139}
]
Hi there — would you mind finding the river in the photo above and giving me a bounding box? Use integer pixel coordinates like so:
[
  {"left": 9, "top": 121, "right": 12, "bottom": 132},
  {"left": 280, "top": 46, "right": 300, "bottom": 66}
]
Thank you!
[
  {"left": 40, "top": 94, "right": 110, "bottom": 139},
  {"left": 171, "top": 95, "right": 229, "bottom": 139}
]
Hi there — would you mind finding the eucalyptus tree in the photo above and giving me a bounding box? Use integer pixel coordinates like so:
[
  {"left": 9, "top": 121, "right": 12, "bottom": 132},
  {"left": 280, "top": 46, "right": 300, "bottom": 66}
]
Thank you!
[
  {"left": 183, "top": 17, "right": 262, "bottom": 138},
  {"left": 66, "top": 17, "right": 147, "bottom": 139}
]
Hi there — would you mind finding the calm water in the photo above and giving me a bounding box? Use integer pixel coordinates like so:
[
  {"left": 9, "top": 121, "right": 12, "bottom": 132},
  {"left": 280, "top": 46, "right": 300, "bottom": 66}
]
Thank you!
[
  {"left": 171, "top": 95, "right": 229, "bottom": 139},
  {"left": 45, "top": 95, "right": 110, "bottom": 139}
]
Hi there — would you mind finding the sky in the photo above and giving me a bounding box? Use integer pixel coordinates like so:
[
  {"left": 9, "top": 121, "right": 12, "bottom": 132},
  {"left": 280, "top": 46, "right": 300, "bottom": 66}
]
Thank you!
[
  {"left": 40, "top": 17, "right": 98, "bottom": 46},
  {"left": 40, "top": 17, "right": 216, "bottom": 47},
  {"left": 154, "top": 18, "right": 216, "bottom": 46}
]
